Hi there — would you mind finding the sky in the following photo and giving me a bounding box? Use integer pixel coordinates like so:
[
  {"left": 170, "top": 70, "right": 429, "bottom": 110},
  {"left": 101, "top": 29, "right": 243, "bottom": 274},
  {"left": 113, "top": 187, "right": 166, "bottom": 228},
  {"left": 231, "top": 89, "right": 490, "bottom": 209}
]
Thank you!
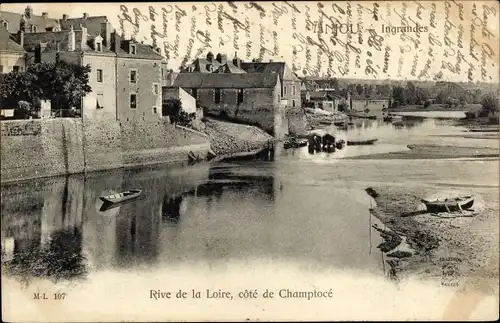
[{"left": 1, "top": 1, "right": 499, "bottom": 83}]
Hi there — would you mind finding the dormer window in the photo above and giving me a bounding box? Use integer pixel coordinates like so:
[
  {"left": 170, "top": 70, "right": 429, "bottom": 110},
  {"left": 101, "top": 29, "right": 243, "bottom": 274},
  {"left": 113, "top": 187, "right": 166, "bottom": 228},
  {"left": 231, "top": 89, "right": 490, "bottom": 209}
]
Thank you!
[
  {"left": 31, "top": 25, "right": 38, "bottom": 32},
  {"left": 94, "top": 35, "right": 103, "bottom": 52},
  {"left": 1, "top": 21, "right": 8, "bottom": 31},
  {"left": 130, "top": 44, "right": 136, "bottom": 55}
]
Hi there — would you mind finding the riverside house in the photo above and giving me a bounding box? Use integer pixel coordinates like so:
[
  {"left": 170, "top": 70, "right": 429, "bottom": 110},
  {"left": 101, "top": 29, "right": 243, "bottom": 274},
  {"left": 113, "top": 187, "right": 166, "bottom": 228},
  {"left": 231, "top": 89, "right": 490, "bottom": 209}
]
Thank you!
[
  {"left": 172, "top": 72, "right": 287, "bottom": 137},
  {"left": 1, "top": 6, "right": 163, "bottom": 122}
]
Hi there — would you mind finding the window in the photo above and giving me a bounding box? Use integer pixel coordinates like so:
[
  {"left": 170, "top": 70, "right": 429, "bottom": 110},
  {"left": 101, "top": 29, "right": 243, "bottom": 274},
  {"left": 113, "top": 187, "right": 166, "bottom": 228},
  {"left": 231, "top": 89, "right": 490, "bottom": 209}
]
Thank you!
[
  {"left": 130, "top": 44, "right": 136, "bottom": 55},
  {"left": 32, "top": 25, "right": 38, "bottom": 32},
  {"left": 130, "top": 70, "right": 137, "bottom": 83},
  {"left": 237, "top": 88, "right": 243, "bottom": 103},
  {"left": 96, "top": 93, "right": 104, "bottom": 109},
  {"left": 292, "top": 85, "right": 296, "bottom": 96},
  {"left": 96, "top": 42, "right": 102, "bottom": 52},
  {"left": 130, "top": 93, "right": 137, "bottom": 109},
  {"left": 284, "top": 86, "right": 287, "bottom": 95},
  {"left": 153, "top": 83, "right": 159, "bottom": 95},
  {"left": 97, "top": 69, "right": 103, "bottom": 82},
  {"left": 214, "top": 88, "right": 221, "bottom": 104},
  {"left": 12, "top": 66, "right": 20, "bottom": 73},
  {"left": 2, "top": 21, "right": 8, "bottom": 31},
  {"left": 292, "top": 100, "right": 296, "bottom": 107},
  {"left": 152, "top": 106, "right": 157, "bottom": 114},
  {"left": 192, "top": 88, "right": 197, "bottom": 99}
]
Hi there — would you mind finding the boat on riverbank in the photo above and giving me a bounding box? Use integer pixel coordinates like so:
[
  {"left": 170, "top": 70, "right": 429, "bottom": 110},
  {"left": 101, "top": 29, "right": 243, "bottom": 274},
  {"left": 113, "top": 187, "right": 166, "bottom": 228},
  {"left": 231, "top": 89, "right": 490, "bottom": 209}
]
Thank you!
[
  {"left": 346, "top": 139, "right": 378, "bottom": 145},
  {"left": 421, "top": 195, "right": 474, "bottom": 213},
  {"left": 99, "top": 189, "right": 143, "bottom": 204}
]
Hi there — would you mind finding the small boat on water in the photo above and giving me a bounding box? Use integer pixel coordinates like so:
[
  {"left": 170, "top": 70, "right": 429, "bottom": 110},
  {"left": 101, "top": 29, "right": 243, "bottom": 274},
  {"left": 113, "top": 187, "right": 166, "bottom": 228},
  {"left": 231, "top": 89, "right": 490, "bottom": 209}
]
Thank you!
[
  {"left": 421, "top": 195, "right": 474, "bottom": 213},
  {"left": 284, "top": 138, "right": 308, "bottom": 149},
  {"left": 346, "top": 138, "right": 378, "bottom": 145},
  {"left": 99, "top": 189, "right": 143, "bottom": 204}
]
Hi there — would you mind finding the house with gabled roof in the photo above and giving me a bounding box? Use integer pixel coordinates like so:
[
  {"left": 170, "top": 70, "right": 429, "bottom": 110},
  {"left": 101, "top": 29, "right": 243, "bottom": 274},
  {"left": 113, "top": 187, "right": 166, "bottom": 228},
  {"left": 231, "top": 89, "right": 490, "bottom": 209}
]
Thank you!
[
  {"left": 0, "top": 25, "right": 25, "bottom": 74},
  {"left": 172, "top": 72, "right": 287, "bottom": 137},
  {"left": 240, "top": 60, "right": 302, "bottom": 109}
]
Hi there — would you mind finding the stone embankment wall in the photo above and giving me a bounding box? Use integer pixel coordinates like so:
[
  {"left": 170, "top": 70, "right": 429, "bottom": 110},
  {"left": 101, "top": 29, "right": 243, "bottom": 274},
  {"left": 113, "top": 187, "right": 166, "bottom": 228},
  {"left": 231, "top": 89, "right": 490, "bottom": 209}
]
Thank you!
[{"left": 0, "top": 118, "right": 210, "bottom": 183}]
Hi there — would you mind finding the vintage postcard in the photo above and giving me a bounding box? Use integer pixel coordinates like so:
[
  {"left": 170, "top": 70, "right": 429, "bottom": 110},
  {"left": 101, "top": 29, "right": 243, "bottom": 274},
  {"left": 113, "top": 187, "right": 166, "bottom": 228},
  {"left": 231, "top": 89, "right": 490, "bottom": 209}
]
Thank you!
[{"left": 1, "top": 1, "right": 499, "bottom": 321}]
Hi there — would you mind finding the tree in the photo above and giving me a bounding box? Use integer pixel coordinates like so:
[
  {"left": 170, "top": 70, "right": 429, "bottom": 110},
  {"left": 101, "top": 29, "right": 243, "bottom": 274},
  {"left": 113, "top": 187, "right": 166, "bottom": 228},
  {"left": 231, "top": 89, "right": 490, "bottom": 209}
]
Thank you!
[
  {"left": 162, "top": 98, "right": 182, "bottom": 120},
  {"left": 391, "top": 86, "right": 405, "bottom": 107},
  {"left": 355, "top": 84, "right": 363, "bottom": 95},
  {"left": 338, "top": 101, "right": 348, "bottom": 112},
  {"left": 0, "top": 60, "right": 91, "bottom": 114},
  {"left": 436, "top": 91, "right": 447, "bottom": 104},
  {"left": 480, "top": 93, "right": 499, "bottom": 116}
]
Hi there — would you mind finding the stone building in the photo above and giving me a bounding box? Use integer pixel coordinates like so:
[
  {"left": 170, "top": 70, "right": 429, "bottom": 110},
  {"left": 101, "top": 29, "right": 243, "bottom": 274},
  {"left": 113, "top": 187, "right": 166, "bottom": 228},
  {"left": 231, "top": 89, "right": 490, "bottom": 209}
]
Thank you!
[
  {"left": 240, "top": 61, "right": 302, "bottom": 110},
  {"left": 0, "top": 25, "right": 25, "bottom": 74},
  {"left": 1, "top": 7, "right": 163, "bottom": 122},
  {"left": 0, "top": 6, "right": 60, "bottom": 34},
  {"left": 113, "top": 35, "right": 163, "bottom": 122},
  {"left": 173, "top": 72, "right": 287, "bottom": 137}
]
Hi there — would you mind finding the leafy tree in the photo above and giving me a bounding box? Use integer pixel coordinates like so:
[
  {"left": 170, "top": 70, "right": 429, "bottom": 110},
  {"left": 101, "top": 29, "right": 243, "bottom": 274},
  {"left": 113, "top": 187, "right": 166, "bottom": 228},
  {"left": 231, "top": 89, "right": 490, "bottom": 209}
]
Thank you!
[
  {"left": 355, "top": 84, "right": 363, "bottom": 95},
  {"left": 391, "top": 86, "right": 405, "bottom": 107},
  {"left": 338, "top": 101, "right": 348, "bottom": 112},
  {"left": 424, "top": 100, "right": 431, "bottom": 108},
  {"left": 480, "top": 93, "right": 499, "bottom": 116},
  {"left": 436, "top": 91, "right": 447, "bottom": 104},
  {"left": 162, "top": 98, "right": 182, "bottom": 119},
  {"left": 0, "top": 60, "right": 91, "bottom": 114}
]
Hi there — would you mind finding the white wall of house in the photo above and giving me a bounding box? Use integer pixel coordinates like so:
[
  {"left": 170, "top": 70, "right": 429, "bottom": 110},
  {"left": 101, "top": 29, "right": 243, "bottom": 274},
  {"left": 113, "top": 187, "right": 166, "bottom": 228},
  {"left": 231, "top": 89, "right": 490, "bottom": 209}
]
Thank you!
[
  {"left": 0, "top": 52, "right": 25, "bottom": 73},
  {"left": 179, "top": 88, "right": 196, "bottom": 115}
]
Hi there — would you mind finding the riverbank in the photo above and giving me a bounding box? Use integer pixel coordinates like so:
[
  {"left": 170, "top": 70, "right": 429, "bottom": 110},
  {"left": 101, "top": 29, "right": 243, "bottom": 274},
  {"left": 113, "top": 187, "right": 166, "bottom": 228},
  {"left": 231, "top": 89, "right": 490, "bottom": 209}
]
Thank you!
[
  {"left": 203, "top": 118, "right": 273, "bottom": 156},
  {"left": 365, "top": 186, "right": 499, "bottom": 294},
  {"left": 347, "top": 145, "right": 499, "bottom": 160}
]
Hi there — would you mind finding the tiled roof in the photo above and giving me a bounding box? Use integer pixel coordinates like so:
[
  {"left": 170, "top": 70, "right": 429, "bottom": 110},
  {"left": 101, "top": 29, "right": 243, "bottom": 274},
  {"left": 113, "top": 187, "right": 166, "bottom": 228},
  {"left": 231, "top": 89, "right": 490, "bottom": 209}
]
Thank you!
[
  {"left": 59, "top": 16, "right": 108, "bottom": 36},
  {"left": 0, "top": 25, "right": 24, "bottom": 53},
  {"left": 308, "top": 91, "right": 343, "bottom": 100},
  {"left": 173, "top": 73, "right": 279, "bottom": 88},
  {"left": 113, "top": 35, "right": 162, "bottom": 60},
  {"left": 183, "top": 58, "right": 222, "bottom": 73},
  {"left": 218, "top": 62, "right": 246, "bottom": 74},
  {"left": 350, "top": 94, "right": 390, "bottom": 100},
  {"left": 240, "top": 62, "right": 285, "bottom": 78},
  {"left": 0, "top": 10, "right": 60, "bottom": 33}
]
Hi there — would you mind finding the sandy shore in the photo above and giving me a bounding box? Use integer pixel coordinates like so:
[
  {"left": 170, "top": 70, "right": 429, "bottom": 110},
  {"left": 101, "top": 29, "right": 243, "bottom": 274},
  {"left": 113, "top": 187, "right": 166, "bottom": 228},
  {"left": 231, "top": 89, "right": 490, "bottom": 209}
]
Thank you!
[
  {"left": 347, "top": 145, "right": 499, "bottom": 160},
  {"left": 365, "top": 185, "right": 499, "bottom": 295}
]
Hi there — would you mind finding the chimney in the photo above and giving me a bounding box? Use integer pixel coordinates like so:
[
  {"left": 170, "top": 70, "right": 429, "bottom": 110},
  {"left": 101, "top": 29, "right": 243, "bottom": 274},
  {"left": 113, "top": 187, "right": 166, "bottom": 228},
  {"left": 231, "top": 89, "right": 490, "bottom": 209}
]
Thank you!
[
  {"left": 83, "top": 13, "right": 89, "bottom": 19},
  {"left": 80, "top": 25, "right": 87, "bottom": 47},
  {"left": 62, "top": 14, "right": 68, "bottom": 21},
  {"left": 18, "top": 31, "right": 24, "bottom": 48},
  {"left": 68, "top": 25, "right": 75, "bottom": 51},
  {"left": 42, "top": 12, "right": 48, "bottom": 19},
  {"left": 112, "top": 31, "right": 121, "bottom": 52},
  {"left": 100, "top": 22, "right": 110, "bottom": 47},
  {"left": 25, "top": 6, "right": 33, "bottom": 19},
  {"left": 216, "top": 53, "right": 227, "bottom": 64}
]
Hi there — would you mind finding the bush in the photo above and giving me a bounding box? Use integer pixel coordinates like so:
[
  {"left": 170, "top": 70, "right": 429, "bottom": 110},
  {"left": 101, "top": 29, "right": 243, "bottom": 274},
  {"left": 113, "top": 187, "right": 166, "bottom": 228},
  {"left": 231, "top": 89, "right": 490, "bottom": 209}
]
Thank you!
[
  {"left": 424, "top": 100, "right": 431, "bottom": 108},
  {"left": 488, "top": 115, "right": 499, "bottom": 125},
  {"left": 464, "top": 111, "right": 476, "bottom": 120}
]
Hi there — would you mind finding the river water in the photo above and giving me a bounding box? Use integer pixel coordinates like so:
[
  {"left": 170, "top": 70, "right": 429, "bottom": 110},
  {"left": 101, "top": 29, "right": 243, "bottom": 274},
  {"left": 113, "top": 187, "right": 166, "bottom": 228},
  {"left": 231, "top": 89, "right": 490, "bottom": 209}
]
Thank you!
[{"left": 2, "top": 117, "right": 498, "bottom": 321}]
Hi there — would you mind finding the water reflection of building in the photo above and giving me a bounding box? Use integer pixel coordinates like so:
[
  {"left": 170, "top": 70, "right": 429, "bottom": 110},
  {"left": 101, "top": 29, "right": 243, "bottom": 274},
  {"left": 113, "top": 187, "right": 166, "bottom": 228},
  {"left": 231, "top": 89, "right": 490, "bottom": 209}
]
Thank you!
[{"left": 1, "top": 175, "right": 86, "bottom": 280}]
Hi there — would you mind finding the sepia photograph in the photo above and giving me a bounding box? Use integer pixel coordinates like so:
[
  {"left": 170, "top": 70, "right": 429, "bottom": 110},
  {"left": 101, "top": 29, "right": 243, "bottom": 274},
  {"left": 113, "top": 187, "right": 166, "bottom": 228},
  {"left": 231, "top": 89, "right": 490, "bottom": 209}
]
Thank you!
[{"left": 1, "top": 1, "right": 499, "bottom": 321}]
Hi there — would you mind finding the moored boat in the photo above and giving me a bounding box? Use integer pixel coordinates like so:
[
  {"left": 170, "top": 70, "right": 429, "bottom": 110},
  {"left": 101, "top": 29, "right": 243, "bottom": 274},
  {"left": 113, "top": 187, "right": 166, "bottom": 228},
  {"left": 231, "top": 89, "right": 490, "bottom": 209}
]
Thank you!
[
  {"left": 421, "top": 195, "right": 474, "bottom": 213},
  {"left": 99, "top": 189, "right": 143, "bottom": 204},
  {"left": 346, "top": 138, "right": 378, "bottom": 145}
]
